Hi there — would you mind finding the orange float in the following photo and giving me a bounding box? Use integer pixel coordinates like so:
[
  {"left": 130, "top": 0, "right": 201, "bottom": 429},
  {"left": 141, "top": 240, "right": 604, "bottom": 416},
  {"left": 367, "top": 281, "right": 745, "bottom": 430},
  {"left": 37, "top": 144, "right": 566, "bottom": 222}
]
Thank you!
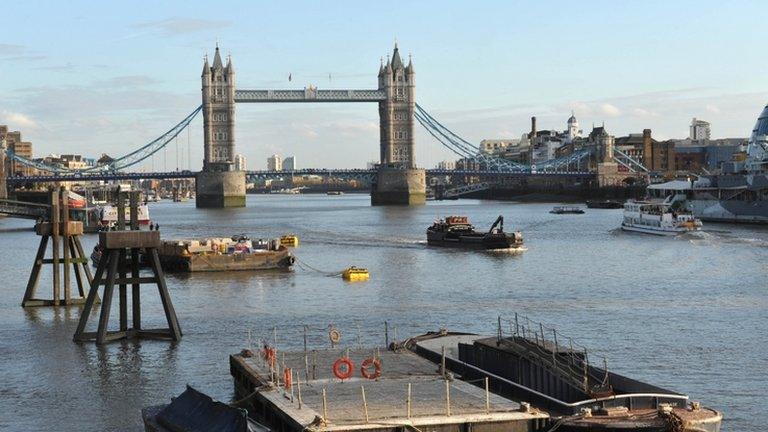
[
  {"left": 332, "top": 357, "right": 354, "bottom": 380},
  {"left": 262, "top": 346, "right": 276, "bottom": 367},
  {"left": 283, "top": 367, "right": 293, "bottom": 389},
  {"left": 360, "top": 357, "right": 381, "bottom": 379}
]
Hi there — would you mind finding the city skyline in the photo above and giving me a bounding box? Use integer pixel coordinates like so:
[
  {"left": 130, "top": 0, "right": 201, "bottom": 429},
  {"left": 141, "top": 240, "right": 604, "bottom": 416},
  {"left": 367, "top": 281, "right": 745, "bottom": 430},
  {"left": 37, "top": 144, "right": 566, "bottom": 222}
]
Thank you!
[{"left": 2, "top": 0, "right": 767, "bottom": 170}]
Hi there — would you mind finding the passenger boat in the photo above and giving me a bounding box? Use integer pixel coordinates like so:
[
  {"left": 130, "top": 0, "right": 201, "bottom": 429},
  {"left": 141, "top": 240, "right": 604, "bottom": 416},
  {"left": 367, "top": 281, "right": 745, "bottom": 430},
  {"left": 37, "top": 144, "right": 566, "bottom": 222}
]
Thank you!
[
  {"left": 157, "top": 235, "right": 294, "bottom": 272},
  {"left": 427, "top": 215, "right": 523, "bottom": 250},
  {"left": 621, "top": 200, "right": 702, "bottom": 235},
  {"left": 550, "top": 206, "right": 585, "bottom": 214},
  {"left": 586, "top": 199, "right": 624, "bottom": 209},
  {"left": 326, "top": 191, "right": 344, "bottom": 196}
]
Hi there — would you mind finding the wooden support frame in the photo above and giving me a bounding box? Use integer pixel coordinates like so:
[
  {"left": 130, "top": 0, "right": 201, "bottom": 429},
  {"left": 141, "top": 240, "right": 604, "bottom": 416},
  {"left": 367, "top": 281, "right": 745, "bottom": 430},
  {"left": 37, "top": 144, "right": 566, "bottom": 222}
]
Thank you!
[
  {"left": 22, "top": 187, "right": 94, "bottom": 307},
  {"left": 73, "top": 188, "right": 181, "bottom": 345}
]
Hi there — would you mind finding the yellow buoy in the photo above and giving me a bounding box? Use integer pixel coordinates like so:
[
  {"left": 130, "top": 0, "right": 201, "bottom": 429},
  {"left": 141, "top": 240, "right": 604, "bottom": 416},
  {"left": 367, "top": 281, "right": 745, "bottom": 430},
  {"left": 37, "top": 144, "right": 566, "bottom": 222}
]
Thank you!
[
  {"left": 280, "top": 234, "right": 300, "bottom": 248},
  {"left": 342, "top": 266, "right": 369, "bottom": 281}
]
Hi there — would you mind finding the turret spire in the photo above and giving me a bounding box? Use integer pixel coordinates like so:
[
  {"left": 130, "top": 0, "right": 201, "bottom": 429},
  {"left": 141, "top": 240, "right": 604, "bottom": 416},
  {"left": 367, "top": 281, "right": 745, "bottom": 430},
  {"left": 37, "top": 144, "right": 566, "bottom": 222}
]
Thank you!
[
  {"left": 391, "top": 43, "right": 403, "bottom": 70},
  {"left": 202, "top": 54, "right": 210, "bottom": 76},
  {"left": 212, "top": 45, "right": 223, "bottom": 70}
]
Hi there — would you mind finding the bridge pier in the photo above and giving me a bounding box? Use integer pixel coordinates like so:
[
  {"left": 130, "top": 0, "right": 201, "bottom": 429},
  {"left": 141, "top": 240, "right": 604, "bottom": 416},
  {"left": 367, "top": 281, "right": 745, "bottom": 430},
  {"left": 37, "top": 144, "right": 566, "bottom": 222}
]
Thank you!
[
  {"left": 371, "top": 167, "right": 426, "bottom": 205},
  {"left": 195, "top": 170, "right": 246, "bottom": 208}
]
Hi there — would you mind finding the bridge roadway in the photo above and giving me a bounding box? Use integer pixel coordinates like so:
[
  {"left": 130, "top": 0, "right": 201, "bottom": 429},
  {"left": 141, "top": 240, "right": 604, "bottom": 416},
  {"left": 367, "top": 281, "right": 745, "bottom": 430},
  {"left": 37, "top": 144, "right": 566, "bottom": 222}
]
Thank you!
[{"left": 5, "top": 169, "right": 595, "bottom": 184}]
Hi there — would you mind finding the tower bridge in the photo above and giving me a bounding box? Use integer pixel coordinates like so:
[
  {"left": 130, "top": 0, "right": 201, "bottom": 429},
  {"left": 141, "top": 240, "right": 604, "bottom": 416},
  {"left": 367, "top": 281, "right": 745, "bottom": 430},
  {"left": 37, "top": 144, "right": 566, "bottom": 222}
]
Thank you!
[
  {"left": 3, "top": 43, "right": 649, "bottom": 203},
  {"left": 197, "top": 43, "right": 424, "bottom": 208}
]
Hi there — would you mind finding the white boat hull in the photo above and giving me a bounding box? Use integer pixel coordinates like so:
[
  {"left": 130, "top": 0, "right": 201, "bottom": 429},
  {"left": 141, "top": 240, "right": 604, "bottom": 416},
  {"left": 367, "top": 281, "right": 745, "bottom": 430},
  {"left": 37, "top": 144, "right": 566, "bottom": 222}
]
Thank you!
[{"left": 621, "top": 224, "right": 697, "bottom": 236}]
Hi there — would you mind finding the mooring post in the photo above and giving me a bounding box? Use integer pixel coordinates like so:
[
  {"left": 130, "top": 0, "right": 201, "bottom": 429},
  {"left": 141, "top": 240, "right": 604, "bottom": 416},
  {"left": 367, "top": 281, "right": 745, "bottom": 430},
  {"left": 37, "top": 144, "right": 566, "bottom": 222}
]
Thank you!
[
  {"left": 51, "top": 188, "right": 60, "bottom": 306},
  {"left": 61, "top": 187, "right": 71, "bottom": 303},
  {"left": 322, "top": 388, "right": 328, "bottom": 421},
  {"left": 514, "top": 312, "right": 519, "bottom": 335},
  {"left": 406, "top": 382, "right": 412, "bottom": 419},
  {"left": 312, "top": 350, "right": 317, "bottom": 380},
  {"left": 273, "top": 325, "right": 277, "bottom": 348},
  {"left": 485, "top": 377, "right": 490, "bottom": 414},
  {"left": 297, "top": 372, "right": 303, "bottom": 409},
  {"left": 384, "top": 320, "right": 389, "bottom": 348},
  {"left": 445, "top": 380, "right": 451, "bottom": 416},
  {"left": 539, "top": 323, "right": 545, "bottom": 347},
  {"left": 303, "top": 325, "right": 308, "bottom": 354},
  {"left": 361, "top": 385, "right": 369, "bottom": 423},
  {"left": 440, "top": 345, "right": 447, "bottom": 377},
  {"left": 497, "top": 315, "right": 502, "bottom": 343}
]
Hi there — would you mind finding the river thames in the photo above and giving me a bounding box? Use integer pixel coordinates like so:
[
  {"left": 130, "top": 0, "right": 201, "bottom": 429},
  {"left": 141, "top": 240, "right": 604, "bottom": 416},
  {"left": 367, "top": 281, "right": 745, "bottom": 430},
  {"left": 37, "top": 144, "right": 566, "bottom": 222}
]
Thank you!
[{"left": 0, "top": 194, "right": 766, "bottom": 431}]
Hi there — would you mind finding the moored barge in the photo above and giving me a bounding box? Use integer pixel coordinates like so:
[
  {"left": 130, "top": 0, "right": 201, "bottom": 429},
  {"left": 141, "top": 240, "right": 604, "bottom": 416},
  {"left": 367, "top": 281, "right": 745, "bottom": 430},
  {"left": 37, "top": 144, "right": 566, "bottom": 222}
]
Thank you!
[
  {"left": 226, "top": 318, "right": 721, "bottom": 432},
  {"left": 158, "top": 235, "right": 294, "bottom": 272}
]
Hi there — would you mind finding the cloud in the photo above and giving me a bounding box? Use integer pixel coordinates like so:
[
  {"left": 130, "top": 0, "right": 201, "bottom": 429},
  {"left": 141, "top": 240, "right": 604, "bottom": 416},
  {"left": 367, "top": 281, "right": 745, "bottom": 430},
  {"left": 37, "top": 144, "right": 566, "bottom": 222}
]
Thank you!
[
  {"left": 705, "top": 104, "right": 721, "bottom": 114},
  {"left": 0, "top": 110, "right": 39, "bottom": 130},
  {"left": 105, "top": 75, "right": 160, "bottom": 88},
  {"left": 599, "top": 103, "right": 621, "bottom": 117},
  {"left": 0, "top": 43, "right": 24, "bottom": 55},
  {"left": 134, "top": 17, "right": 232, "bottom": 36},
  {"left": 631, "top": 108, "right": 659, "bottom": 117},
  {"left": 0, "top": 43, "right": 45, "bottom": 62}
]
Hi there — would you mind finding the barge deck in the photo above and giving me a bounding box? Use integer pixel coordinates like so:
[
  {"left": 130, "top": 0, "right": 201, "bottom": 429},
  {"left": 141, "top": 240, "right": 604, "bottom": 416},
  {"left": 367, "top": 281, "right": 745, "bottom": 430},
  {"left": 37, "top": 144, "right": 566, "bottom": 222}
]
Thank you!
[{"left": 230, "top": 346, "right": 548, "bottom": 432}]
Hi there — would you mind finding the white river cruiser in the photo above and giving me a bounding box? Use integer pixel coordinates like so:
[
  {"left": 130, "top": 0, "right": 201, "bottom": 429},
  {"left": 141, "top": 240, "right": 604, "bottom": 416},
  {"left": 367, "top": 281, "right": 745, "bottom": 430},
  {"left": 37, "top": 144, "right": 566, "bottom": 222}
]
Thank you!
[{"left": 621, "top": 200, "right": 702, "bottom": 235}]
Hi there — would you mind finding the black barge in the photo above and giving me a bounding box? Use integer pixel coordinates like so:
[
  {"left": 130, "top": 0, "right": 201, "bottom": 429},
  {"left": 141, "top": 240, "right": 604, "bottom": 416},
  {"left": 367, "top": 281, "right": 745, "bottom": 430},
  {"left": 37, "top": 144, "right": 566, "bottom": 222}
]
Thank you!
[{"left": 427, "top": 215, "right": 524, "bottom": 250}]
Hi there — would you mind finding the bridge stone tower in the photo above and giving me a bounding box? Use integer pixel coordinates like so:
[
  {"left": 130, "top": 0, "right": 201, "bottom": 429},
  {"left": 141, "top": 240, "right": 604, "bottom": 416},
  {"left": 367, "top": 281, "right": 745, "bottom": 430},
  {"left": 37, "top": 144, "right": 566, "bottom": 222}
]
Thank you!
[
  {"left": 372, "top": 44, "right": 426, "bottom": 205},
  {"left": 0, "top": 135, "right": 7, "bottom": 199},
  {"left": 196, "top": 45, "right": 246, "bottom": 208}
]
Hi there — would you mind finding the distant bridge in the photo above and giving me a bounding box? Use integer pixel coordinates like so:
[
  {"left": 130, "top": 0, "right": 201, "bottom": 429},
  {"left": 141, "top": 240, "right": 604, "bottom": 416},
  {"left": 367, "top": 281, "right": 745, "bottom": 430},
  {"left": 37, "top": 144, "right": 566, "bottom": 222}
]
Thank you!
[{"left": 6, "top": 167, "right": 595, "bottom": 185}]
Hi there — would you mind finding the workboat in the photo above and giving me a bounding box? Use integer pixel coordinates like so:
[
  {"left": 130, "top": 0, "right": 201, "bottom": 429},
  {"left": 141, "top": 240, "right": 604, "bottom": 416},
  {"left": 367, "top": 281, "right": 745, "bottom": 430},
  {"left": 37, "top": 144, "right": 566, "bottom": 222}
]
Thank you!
[
  {"left": 427, "top": 215, "right": 523, "bottom": 250},
  {"left": 586, "top": 199, "right": 624, "bottom": 209},
  {"left": 157, "top": 235, "right": 294, "bottom": 272},
  {"left": 550, "top": 206, "right": 585, "bottom": 214},
  {"left": 621, "top": 200, "right": 702, "bottom": 235}
]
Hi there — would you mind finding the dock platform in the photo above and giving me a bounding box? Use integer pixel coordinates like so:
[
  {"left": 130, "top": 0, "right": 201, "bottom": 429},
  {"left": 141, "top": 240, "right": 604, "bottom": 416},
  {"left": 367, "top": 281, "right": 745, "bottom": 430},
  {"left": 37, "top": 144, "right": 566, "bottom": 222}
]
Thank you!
[{"left": 230, "top": 346, "right": 548, "bottom": 432}]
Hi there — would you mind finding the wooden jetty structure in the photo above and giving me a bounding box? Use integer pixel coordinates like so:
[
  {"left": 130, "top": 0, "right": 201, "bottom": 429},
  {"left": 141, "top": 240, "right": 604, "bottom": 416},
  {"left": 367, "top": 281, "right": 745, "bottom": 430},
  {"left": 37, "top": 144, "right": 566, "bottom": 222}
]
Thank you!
[
  {"left": 230, "top": 343, "right": 549, "bottom": 432},
  {"left": 74, "top": 189, "right": 182, "bottom": 344},
  {"left": 22, "top": 187, "right": 92, "bottom": 307}
]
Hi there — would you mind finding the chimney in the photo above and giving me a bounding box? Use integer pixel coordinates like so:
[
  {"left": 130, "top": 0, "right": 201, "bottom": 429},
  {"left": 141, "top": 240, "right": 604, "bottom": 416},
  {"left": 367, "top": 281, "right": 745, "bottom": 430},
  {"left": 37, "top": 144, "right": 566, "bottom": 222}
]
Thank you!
[
  {"left": 529, "top": 116, "right": 537, "bottom": 140},
  {"left": 642, "top": 129, "right": 653, "bottom": 170}
]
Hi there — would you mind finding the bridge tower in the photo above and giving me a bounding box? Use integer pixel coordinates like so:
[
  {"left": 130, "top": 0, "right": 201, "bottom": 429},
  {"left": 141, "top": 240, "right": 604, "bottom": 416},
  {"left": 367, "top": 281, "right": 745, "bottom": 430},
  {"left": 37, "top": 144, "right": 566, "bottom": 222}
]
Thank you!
[
  {"left": 372, "top": 44, "right": 426, "bottom": 205},
  {"left": 196, "top": 45, "right": 246, "bottom": 208},
  {"left": 0, "top": 135, "right": 7, "bottom": 199}
]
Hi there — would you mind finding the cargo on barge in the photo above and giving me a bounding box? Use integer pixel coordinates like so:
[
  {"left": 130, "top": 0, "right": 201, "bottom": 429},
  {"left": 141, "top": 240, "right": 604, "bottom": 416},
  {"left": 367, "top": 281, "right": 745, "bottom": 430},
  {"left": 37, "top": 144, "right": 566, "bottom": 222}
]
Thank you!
[{"left": 158, "top": 235, "right": 294, "bottom": 272}]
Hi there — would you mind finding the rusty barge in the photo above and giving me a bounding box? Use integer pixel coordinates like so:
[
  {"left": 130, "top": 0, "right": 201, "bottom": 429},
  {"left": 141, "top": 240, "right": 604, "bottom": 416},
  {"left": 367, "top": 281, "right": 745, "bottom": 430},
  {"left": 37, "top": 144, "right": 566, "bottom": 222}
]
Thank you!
[
  {"left": 157, "top": 235, "right": 294, "bottom": 272},
  {"left": 225, "top": 318, "right": 721, "bottom": 432}
]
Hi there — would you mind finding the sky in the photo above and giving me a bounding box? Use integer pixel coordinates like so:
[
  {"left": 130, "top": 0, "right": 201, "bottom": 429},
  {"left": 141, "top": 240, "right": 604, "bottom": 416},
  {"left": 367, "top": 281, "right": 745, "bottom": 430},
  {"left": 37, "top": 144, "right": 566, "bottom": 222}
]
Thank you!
[{"left": 1, "top": 0, "right": 767, "bottom": 170}]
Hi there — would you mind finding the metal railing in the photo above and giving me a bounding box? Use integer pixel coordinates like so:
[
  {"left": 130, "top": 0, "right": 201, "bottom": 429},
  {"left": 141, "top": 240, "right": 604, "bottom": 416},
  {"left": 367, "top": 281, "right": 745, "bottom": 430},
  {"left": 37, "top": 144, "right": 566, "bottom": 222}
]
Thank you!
[{"left": 499, "top": 314, "right": 611, "bottom": 396}]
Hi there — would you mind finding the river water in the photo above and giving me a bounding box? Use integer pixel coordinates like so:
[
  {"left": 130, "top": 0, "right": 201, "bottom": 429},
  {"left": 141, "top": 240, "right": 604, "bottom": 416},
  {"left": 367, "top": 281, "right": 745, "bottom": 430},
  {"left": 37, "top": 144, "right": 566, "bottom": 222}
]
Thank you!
[{"left": 0, "top": 194, "right": 765, "bottom": 431}]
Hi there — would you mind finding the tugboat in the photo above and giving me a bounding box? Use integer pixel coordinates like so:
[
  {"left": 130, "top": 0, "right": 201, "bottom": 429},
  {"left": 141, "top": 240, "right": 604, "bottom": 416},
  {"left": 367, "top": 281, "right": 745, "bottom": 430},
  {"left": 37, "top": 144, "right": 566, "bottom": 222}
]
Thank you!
[{"left": 427, "top": 215, "right": 523, "bottom": 250}]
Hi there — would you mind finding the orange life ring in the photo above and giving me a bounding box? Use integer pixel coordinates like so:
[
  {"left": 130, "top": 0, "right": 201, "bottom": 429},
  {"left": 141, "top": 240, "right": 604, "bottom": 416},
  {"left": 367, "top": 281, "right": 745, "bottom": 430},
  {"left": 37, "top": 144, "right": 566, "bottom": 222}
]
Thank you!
[
  {"left": 283, "top": 367, "right": 293, "bottom": 389},
  {"left": 332, "top": 357, "right": 354, "bottom": 380},
  {"left": 263, "top": 346, "right": 276, "bottom": 366},
  {"left": 360, "top": 357, "right": 381, "bottom": 380}
]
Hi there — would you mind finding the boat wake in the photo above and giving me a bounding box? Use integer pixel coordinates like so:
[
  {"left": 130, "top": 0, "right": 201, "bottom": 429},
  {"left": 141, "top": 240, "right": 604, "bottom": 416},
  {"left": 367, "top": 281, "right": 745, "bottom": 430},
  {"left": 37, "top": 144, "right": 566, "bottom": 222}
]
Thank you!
[{"left": 485, "top": 246, "right": 528, "bottom": 254}]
